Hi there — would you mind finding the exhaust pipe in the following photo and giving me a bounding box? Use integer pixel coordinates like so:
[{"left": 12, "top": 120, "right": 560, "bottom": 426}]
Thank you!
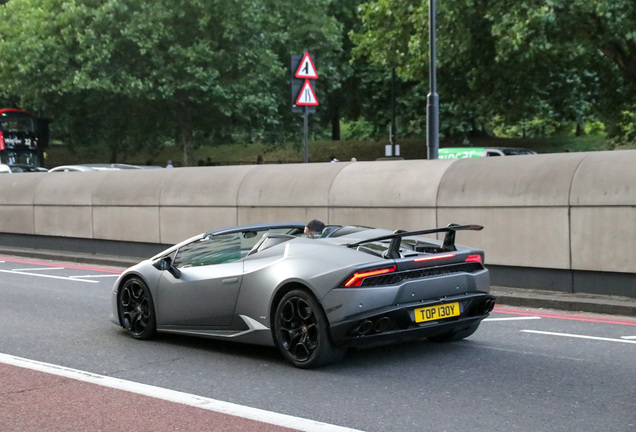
[
  {"left": 482, "top": 298, "right": 496, "bottom": 313},
  {"left": 373, "top": 317, "right": 391, "bottom": 333},
  {"left": 356, "top": 320, "right": 374, "bottom": 335}
]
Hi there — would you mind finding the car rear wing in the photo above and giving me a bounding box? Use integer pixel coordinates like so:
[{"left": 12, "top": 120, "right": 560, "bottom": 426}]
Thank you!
[{"left": 346, "top": 224, "right": 483, "bottom": 259}]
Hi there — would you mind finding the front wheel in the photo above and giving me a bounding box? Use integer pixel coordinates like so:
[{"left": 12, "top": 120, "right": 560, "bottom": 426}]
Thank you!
[
  {"left": 118, "top": 276, "right": 157, "bottom": 340},
  {"left": 274, "top": 289, "right": 345, "bottom": 369}
]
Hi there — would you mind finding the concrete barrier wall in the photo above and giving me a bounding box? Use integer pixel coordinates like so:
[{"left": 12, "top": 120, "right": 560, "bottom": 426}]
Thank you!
[
  {"left": 1, "top": 150, "right": 635, "bottom": 289},
  {"left": 437, "top": 152, "right": 587, "bottom": 270}
]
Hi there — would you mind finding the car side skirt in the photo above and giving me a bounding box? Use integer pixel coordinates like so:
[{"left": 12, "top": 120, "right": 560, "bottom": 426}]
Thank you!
[{"left": 156, "top": 315, "right": 275, "bottom": 347}]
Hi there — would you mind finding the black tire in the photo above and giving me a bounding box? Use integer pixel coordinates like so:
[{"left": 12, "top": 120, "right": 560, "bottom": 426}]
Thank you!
[
  {"left": 118, "top": 276, "right": 157, "bottom": 340},
  {"left": 428, "top": 323, "right": 480, "bottom": 343},
  {"left": 274, "top": 289, "right": 345, "bottom": 369}
]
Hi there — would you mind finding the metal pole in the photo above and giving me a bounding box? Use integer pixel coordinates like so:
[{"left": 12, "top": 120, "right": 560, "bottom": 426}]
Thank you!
[
  {"left": 303, "top": 106, "right": 309, "bottom": 163},
  {"left": 391, "top": 68, "right": 397, "bottom": 157},
  {"left": 426, "top": 0, "right": 439, "bottom": 160}
]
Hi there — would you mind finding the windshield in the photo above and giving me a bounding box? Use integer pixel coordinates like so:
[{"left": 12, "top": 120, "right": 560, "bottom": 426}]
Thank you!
[
  {"left": 501, "top": 148, "right": 537, "bottom": 155},
  {"left": 9, "top": 164, "right": 40, "bottom": 172},
  {"left": 0, "top": 112, "right": 36, "bottom": 133}
]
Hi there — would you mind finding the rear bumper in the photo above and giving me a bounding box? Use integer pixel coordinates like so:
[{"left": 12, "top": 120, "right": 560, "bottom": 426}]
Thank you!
[{"left": 329, "top": 292, "right": 495, "bottom": 348}]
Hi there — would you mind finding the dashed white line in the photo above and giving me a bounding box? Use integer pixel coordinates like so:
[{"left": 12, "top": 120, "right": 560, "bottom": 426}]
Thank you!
[
  {"left": 621, "top": 336, "right": 636, "bottom": 340},
  {"left": 484, "top": 317, "right": 542, "bottom": 322},
  {"left": 12, "top": 267, "right": 65, "bottom": 271},
  {"left": 70, "top": 274, "right": 120, "bottom": 279},
  {"left": 522, "top": 330, "right": 636, "bottom": 344},
  {"left": 0, "top": 269, "right": 98, "bottom": 283}
]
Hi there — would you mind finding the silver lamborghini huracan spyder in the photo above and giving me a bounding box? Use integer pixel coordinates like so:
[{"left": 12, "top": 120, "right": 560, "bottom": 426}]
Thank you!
[{"left": 110, "top": 222, "right": 495, "bottom": 368}]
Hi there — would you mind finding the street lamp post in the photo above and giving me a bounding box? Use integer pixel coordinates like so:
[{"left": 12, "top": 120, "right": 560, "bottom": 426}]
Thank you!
[{"left": 426, "top": 0, "right": 439, "bottom": 160}]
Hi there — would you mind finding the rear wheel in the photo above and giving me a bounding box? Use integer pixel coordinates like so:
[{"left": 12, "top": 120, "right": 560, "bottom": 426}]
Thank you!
[
  {"left": 118, "top": 276, "right": 156, "bottom": 340},
  {"left": 274, "top": 289, "right": 345, "bottom": 369},
  {"left": 428, "top": 323, "right": 480, "bottom": 343}
]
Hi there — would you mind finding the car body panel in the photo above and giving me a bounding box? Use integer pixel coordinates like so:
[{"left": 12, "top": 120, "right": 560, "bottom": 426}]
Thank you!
[
  {"left": 49, "top": 163, "right": 159, "bottom": 172},
  {"left": 157, "top": 261, "right": 243, "bottom": 327}
]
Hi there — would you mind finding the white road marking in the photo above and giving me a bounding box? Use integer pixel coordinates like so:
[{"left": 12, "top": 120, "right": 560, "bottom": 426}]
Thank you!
[
  {"left": 522, "top": 330, "right": 636, "bottom": 345},
  {"left": 0, "top": 269, "right": 98, "bottom": 283},
  {"left": 484, "top": 317, "right": 542, "bottom": 322},
  {"left": 12, "top": 267, "right": 65, "bottom": 271},
  {"left": 0, "top": 353, "right": 364, "bottom": 432},
  {"left": 70, "top": 274, "right": 120, "bottom": 279},
  {"left": 621, "top": 336, "right": 636, "bottom": 340}
]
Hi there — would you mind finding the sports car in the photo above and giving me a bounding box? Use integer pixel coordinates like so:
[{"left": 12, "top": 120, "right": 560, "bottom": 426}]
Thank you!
[{"left": 110, "top": 222, "right": 495, "bottom": 368}]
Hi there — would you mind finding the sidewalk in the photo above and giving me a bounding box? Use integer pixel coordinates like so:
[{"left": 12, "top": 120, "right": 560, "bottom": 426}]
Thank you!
[
  {"left": 0, "top": 354, "right": 360, "bottom": 432},
  {"left": 491, "top": 286, "right": 636, "bottom": 317}
]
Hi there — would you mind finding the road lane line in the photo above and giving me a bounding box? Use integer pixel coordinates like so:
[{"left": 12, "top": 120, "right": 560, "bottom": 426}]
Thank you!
[
  {"left": 0, "top": 269, "right": 98, "bottom": 283},
  {"left": 621, "top": 336, "right": 636, "bottom": 340},
  {"left": 11, "top": 267, "right": 65, "bottom": 271},
  {"left": 521, "top": 330, "right": 636, "bottom": 344},
  {"left": 484, "top": 317, "right": 542, "bottom": 322},
  {"left": 495, "top": 307, "right": 636, "bottom": 326},
  {"left": 0, "top": 353, "right": 364, "bottom": 432},
  {"left": 70, "top": 274, "right": 120, "bottom": 279},
  {"left": 0, "top": 256, "right": 123, "bottom": 274}
]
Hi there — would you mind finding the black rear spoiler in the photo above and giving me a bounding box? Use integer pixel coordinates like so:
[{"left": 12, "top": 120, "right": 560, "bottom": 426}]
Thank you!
[{"left": 346, "top": 224, "right": 483, "bottom": 259}]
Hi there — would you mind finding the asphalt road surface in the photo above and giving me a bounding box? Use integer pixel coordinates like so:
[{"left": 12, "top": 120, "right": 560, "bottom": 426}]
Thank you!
[{"left": 1, "top": 255, "right": 634, "bottom": 432}]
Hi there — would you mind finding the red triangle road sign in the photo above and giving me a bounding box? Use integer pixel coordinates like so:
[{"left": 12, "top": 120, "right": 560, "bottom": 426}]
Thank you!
[
  {"left": 296, "top": 80, "right": 319, "bottom": 106},
  {"left": 295, "top": 52, "right": 318, "bottom": 79}
]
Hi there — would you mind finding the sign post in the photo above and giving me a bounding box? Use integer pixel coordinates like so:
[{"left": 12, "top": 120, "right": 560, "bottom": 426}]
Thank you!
[{"left": 291, "top": 52, "right": 319, "bottom": 163}]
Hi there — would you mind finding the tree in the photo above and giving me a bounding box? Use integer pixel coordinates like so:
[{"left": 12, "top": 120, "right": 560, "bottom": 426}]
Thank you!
[
  {"left": 0, "top": 0, "right": 354, "bottom": 162},
  {"left": 350, "top": 0, "right": 636, "bottom": 141},
  {"left": 493, "top": 0, "right": 636, "bottom": 138}
]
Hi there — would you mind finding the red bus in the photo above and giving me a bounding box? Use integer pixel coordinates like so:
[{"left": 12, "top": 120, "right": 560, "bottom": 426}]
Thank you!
[{"left": 0, "top": 108, "right": 44, "bottom": 167}]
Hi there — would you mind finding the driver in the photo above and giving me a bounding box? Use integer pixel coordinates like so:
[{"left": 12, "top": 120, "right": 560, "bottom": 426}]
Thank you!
[{"left": 304, "top": 219, "right": 325, "bottom": 238}]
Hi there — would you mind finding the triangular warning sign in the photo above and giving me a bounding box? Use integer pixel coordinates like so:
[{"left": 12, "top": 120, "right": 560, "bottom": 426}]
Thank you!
[
  {"left": 295, "top": 52, "right": 318, "bottom": 79},
  {"left": 296, "top": 80, "right": 319, "bottom": 106}
]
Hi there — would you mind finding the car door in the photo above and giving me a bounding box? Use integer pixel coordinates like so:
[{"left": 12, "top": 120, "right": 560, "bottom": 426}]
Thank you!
[{"left": 156, "top": 233, "right": 245, "bottom": 327}]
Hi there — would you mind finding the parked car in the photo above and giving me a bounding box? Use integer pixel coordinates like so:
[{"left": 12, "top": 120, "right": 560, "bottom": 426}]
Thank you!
[
  {"left": 110, "top": 222, "right": 494, "bottom": 368},
  {"left": 438, "top": 147, "right": 537, "bottom": 159},
  {"left": 49, "top": 163, "right": 160, "bottom": 172}
]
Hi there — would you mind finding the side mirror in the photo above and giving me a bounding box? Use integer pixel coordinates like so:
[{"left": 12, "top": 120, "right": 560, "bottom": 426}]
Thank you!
[
  {"left": 153, "top": 257, "right": 182, "bottom": 279},
  {"left": 153, "top": 257, "right": 171, "bottom": 271}
]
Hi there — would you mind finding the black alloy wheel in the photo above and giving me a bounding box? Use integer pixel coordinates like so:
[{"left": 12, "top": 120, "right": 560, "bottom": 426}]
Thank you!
[
  {"left": 118, "top": 276, "right": 157, "bottom": 340},
  {"left": 274, "top": 289, "right": 345, "bottom": 369}
]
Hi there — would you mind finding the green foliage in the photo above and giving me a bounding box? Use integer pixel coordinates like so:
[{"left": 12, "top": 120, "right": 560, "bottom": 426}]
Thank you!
[
  {"left": 0, "top": 0, "right": 347, "bottom": 164},
  {"left": 1, "top": 0, "right": 636, "bottom": 163},
  {"left": 351, "top": 0, "right": 636, "bottom": 147},
  {"left": 340, "top": 118, "right": 376, "bottom": 140}
]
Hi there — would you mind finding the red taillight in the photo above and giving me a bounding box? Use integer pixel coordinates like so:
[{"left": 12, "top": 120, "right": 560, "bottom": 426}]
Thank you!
[
  {"left": 414, "top": 253, "right": 456, "bottom": 262},
  {"left": 0, "top": 132, "right": 4, "bottom": 151},
  {"left": 465, "top": 254, "right": 482, "bottom": 263},
  {"left": 344, "top": 265, "right": 396, "bottom": 287}
]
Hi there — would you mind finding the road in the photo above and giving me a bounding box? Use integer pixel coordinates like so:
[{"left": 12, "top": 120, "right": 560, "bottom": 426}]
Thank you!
[{"left": 0, "top": 255, "right": 634, "bottom": 432}]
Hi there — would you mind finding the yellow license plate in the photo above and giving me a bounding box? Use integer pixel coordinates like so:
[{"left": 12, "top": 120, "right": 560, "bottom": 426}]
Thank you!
[{"left": 414, "top": 302, "right": 460, "bottom": 323}]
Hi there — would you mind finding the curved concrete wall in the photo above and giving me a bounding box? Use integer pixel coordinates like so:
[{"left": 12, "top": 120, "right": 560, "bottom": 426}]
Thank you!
[
  {"left": 1, "top": 150, "right": 635, "bottom": 281},
  {"left": 437, "top": 152, "right": 587, "bottom": 270}
]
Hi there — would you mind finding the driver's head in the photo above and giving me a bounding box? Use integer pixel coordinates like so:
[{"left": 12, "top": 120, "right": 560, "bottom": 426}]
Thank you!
[{"left": 304, "top": 219, "right": 325, "bottom": 238}]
